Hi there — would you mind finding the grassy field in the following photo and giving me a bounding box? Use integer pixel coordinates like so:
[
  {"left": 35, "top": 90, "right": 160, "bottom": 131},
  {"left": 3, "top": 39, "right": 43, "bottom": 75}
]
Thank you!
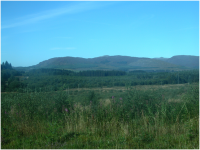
[{"left": 1, "top": 83, "right": 199, "bottom": 148}]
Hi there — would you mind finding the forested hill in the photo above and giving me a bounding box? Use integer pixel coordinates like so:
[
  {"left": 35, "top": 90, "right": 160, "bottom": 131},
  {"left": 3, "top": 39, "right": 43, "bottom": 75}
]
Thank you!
[
  {"left": 164, "top": 55, "right": 199, "bottom": 69},
  {"left": 14, "top": 55, "right": 199, "bottom": 71}
]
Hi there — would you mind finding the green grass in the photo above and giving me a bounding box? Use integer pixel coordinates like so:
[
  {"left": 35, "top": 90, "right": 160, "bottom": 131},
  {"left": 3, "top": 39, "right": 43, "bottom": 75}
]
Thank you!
[{"left": 1, "top": 83, "right": 199, "bottom": 148}]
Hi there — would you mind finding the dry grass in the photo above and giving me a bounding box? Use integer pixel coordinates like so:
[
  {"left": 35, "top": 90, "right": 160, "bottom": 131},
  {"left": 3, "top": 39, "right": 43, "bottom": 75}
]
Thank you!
[
  {"left": 64, "top": 83, "right": 189, "bottom": 93},
  {"left": 101, "top": 98, "right": 111, "bottom": 107},
  {"left": 168, "top": 98, "right": 182, "bottom": 103}
]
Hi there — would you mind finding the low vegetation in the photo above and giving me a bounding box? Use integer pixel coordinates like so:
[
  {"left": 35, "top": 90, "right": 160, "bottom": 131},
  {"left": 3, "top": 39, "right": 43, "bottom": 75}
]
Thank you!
[{"left": 1, "top": 83, "right": 199, "bottom": 148}]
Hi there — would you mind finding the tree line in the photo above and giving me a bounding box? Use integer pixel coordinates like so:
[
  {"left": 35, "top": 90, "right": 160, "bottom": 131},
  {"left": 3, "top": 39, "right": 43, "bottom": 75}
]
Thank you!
[
  {"left": 1, "top": 61, "right": 199, "bottom": 92},
  {"left": 26, "top": 68, "right": 126, "bottom": 76}
]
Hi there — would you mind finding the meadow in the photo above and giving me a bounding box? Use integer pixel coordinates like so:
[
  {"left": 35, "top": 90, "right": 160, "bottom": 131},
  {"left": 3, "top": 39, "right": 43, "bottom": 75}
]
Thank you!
[{"left": 1, "top": 83, "right": 199, "bottom": 149}]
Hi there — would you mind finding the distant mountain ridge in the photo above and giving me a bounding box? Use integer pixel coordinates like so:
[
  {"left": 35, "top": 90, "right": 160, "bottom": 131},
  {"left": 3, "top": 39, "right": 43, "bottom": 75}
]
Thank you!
[
  {"left": 164, "top": 55, "right": 199, "bottom": 69},
  {"left": 14, "top": 55, "right": 199, "bottom": 71}
]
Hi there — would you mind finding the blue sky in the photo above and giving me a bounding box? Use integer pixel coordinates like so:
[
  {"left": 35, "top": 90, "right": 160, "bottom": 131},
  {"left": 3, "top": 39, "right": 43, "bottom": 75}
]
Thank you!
[{"left": 1, "top": 1, "right": 199, "bottom": 67}]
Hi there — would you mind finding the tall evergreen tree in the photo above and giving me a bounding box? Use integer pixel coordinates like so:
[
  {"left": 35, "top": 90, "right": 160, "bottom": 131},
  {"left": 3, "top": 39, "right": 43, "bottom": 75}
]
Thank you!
[{"left": 1, "top": 61, "right": 12, "bottom": 70}]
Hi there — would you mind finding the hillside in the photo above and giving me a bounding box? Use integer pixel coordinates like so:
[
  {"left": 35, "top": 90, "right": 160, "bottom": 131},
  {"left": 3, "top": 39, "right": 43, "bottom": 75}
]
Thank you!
[
  {"left": 14, "top": 55, "right": 199, "bottom": 71},
  {"left": 164, "top": 55, "right": 199, "bottom": 69}
]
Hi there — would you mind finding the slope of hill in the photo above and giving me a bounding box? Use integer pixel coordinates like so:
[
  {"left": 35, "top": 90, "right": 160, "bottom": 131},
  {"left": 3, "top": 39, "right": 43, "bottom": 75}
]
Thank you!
[
  {"left": 164, "top": 55, "right": 199, "bottom": 69},
  {"left": 14, "top": 55, "right": 199, "bottom": 72}
]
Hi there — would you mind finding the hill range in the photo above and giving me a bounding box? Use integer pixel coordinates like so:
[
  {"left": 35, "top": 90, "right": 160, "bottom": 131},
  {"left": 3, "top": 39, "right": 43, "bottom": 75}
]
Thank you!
[{"left": 14, "top": 55, "right": 199, "bottom": 72}]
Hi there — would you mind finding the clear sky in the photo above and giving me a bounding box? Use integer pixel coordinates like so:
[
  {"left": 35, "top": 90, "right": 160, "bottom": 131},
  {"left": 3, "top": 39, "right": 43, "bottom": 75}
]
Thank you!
[{"left": 1, "top": 1, "right": 199, "bottom": 67}]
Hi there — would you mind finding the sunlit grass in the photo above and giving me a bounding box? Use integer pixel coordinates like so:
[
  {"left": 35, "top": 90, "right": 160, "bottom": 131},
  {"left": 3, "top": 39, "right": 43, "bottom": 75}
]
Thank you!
[{"left": 1, "top": 83, "right": 199, "bottom": 148}]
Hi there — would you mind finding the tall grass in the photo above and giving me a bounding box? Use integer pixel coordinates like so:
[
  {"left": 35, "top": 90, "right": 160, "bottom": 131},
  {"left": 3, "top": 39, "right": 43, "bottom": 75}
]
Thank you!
[{"left": 1, "top": 83, "right": 199, "bottom": 148}]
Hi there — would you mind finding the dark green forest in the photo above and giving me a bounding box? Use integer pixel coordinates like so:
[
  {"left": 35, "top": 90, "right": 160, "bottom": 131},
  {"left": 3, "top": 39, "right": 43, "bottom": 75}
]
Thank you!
[{"left": 1, "top": 61, "right": 199, "bottom": 93}]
